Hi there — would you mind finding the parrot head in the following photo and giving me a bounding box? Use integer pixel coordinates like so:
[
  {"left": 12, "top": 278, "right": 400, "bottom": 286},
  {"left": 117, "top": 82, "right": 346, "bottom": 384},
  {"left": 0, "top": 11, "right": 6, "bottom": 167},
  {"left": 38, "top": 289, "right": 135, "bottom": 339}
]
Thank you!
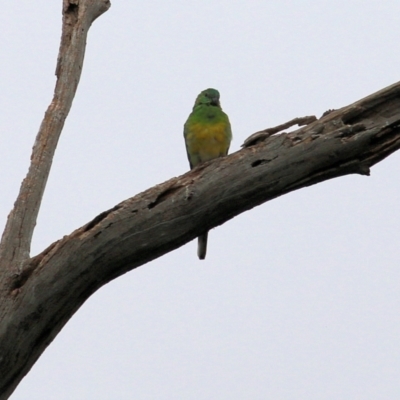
[{"left": 193, "top": 88, "right": 221, "bottom": 108}]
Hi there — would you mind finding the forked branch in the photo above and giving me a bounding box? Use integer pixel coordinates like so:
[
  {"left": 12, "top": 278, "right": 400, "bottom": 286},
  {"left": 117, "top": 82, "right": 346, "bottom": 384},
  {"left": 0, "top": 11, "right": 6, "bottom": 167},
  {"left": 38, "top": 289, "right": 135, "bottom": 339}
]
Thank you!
[
  {"left": 0, "top": 0, "right": 110, "bottom": 268},
  {"left": 0, "top": 1, "right": 110, "bottom": 398},
  {"left": 1, "top": 79, "right": 400, "bottom": 399},
  {"left": 1, "top": 1, "right": 400, "bottom": 398}
]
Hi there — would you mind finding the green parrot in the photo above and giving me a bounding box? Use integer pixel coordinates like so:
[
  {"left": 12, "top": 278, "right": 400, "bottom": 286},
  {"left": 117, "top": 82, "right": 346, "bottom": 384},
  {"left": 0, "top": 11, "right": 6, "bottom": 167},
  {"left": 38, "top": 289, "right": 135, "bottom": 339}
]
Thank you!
[{"left": 183, "top": 88, "right": 232, "bottom": 260}]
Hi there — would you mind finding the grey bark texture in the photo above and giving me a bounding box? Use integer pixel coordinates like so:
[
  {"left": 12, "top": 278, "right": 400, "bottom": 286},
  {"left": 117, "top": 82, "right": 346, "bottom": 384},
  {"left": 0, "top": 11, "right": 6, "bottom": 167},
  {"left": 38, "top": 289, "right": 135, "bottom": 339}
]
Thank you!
[
  {"left": 1, "top": 0, "right": 400, "bottom": 398},
  {"left": 0, "top": 1, "right": 110, "bottom": 398}
]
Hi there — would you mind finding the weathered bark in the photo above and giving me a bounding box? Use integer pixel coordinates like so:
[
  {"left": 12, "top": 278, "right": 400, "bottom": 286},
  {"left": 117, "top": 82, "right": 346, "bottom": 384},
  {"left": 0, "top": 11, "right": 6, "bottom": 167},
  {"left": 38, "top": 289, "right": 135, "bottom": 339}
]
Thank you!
[
  {"left": 0, "top": 0, "right": 110, "bottom": 398},
  {"left": 1, "top": 80, "right": 399, "bottom": 399},
  {"left": 1, "top": 2, "right": 400, "bottom": 399}
]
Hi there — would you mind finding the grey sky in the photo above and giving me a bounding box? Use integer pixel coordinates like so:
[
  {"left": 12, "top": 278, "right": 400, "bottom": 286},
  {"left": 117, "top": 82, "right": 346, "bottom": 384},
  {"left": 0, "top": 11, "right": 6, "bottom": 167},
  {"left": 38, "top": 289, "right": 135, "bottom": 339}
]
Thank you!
[{"left": 2, "top": 1, "right": 400, "bottom": 399}]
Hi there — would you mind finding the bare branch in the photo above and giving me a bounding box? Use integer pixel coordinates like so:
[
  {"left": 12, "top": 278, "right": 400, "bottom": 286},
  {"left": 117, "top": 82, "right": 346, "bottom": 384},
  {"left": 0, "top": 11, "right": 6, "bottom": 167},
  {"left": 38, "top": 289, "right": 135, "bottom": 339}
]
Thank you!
[
  {"left": 0, "top": 1, "right": 110, "bottom": 398},
  {"left": 242, "top": 115, "right": 318, "bottom": 147},
  {"left": 0, "top": 80, "right": 399, "bottom": 398},
  {"left": 0, "top": 0, "right": 110, "bottom": 268}
]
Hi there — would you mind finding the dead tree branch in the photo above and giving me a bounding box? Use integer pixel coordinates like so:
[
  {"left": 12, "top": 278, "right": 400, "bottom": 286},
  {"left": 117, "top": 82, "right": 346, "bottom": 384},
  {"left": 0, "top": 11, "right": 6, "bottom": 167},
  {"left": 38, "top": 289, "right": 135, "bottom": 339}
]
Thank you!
[
  {"left": 0, "top": 1, "right": 110, "bottom": 398},
  {"left": 0, "top": 0, "right": 110, "bottom": 269},
  {"left": 1, "top": 79, "right": 399, "bottom": 398},
  {"left": 1, "top": 2, "right": 400, "bottom": 397}
]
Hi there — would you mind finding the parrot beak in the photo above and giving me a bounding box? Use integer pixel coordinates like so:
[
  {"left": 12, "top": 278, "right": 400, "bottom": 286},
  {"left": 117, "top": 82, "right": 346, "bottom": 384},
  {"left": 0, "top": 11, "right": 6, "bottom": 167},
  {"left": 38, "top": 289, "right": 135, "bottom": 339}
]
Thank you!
[{"left": 211, "top": 97, "right": 220, "bottom": 106}]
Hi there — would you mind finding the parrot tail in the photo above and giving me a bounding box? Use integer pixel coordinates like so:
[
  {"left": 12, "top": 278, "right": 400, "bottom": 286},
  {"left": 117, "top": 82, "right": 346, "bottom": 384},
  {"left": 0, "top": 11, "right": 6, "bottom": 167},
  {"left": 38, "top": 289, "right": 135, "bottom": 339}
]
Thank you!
[{"left": 197, "top": 232, "right": 208, "bottom": 260}]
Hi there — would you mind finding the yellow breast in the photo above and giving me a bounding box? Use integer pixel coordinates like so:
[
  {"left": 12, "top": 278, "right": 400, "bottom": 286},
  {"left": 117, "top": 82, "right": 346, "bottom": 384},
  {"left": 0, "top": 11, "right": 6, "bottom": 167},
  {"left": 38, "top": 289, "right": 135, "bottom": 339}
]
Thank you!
[{"left": 186, "top": 121, "right": 230, "bottom": 165}]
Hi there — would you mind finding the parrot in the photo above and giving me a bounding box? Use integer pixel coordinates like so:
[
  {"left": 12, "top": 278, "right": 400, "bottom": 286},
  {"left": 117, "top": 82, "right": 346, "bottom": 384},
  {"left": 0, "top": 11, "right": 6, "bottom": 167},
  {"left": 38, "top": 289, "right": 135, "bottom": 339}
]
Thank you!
[{"left": 183, "top": 88, "right": 232, "bottom": 260}]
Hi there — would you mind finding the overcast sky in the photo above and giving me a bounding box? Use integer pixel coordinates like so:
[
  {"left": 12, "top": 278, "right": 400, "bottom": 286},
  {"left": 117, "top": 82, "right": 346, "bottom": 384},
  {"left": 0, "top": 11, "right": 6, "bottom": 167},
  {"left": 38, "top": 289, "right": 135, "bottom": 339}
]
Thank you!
[{"left": 2, "top": 1, "right": 400, "bottom": 399}]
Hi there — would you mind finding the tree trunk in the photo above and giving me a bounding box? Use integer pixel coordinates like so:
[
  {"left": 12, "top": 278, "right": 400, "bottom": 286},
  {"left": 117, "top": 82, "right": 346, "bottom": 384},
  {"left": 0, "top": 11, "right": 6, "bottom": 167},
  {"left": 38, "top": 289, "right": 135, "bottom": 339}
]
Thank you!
[{"left": 1, "top": 1, "right": 400, "bottom": 398}]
